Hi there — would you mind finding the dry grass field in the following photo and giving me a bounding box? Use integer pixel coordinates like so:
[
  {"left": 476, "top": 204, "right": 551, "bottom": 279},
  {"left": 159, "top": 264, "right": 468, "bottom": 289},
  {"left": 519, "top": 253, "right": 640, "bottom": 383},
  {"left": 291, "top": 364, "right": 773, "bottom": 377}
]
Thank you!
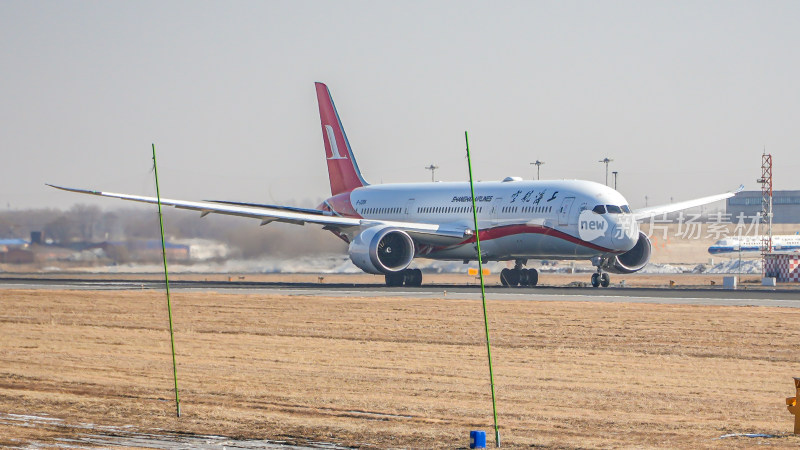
[{"left": 2, "top": 289, "right": 800, "bottom": 448}]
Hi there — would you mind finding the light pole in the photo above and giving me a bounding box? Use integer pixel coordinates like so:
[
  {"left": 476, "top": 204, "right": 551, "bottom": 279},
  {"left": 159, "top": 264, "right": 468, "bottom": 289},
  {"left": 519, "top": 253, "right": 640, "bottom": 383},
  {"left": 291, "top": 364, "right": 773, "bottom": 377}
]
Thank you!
[
  {"left": 599, "top": 157, "right": 613, "bottom": 186},
  {"left": 425, "top": 164, "right": 439, "bottom": 182},
  {"left": 530, "top": 160, "right": 545, "bottom": 180},
  {"left": 612, "top": 171, "right": 618, "bottom": 190},
  {"left": 645, "top": 195, "right": 649, "bottom": 207}
]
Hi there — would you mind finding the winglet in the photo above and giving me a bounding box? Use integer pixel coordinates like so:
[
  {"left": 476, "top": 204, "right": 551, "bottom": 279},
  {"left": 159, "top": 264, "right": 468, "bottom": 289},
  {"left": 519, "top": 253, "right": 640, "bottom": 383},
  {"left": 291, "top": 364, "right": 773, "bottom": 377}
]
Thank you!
[
  {"left": 735, "top": 184, "right": 745, "bottom": 194},
  {"left": 46, "top": 184, "right": 102, "bottom": 196}
]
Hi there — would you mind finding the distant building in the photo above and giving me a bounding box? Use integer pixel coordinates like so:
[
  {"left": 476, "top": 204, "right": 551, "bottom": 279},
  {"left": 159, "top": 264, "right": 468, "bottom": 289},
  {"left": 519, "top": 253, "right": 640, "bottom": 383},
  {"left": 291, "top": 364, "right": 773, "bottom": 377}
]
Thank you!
[
  {"left": 0, "top": 239, "right": 29, "bottom": 247},
  {"left": 0, "top": 239, "right": 30, "bottom": 264},
  {"left": 727, "top": 190, "right": 800, "bottom": 223}
]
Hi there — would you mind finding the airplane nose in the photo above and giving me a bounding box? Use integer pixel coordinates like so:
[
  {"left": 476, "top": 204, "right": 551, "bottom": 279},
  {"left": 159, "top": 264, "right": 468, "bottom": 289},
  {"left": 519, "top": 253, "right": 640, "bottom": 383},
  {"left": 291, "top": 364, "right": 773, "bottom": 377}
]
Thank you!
[{"left": 612, "top": 216, "right": 639, "bottom": 251}]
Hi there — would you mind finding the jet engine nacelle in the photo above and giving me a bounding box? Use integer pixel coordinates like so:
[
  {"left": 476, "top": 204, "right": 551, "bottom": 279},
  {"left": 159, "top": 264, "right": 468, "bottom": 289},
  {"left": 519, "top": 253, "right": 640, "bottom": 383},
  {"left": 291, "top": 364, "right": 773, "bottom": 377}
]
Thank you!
[
  {"left": 348, "top": 226, "right": 415, "bottom": 274},
  {"left": 603, "top": 231, "right": 652, "bottom": 274}
]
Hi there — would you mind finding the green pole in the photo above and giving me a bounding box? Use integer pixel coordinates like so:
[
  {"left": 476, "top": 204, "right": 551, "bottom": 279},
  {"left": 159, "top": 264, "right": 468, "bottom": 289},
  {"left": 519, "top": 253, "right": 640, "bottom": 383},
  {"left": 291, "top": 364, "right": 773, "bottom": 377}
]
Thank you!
[
  {"left": 465, "top": 131, "right": 500, "bottom": 447},
  {"left": 152, "top": 144, "right": 181, "bottom": 418}
]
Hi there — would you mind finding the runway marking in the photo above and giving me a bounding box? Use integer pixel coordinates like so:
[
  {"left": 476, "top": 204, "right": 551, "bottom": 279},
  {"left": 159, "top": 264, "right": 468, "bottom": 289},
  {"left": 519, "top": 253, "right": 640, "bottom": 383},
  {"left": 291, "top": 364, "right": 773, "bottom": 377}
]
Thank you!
[{"left": 2, "top": 278, "right": 799, "bottom": 308}]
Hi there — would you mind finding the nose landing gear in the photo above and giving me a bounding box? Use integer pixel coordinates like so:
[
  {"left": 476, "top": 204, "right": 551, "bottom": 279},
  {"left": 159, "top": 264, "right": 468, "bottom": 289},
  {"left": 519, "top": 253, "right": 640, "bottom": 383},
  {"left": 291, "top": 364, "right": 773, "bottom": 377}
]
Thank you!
[
  {"left": 500, "top": 260, "right": 539, "bottom": 287},
  {"left": 590, "top": 257, "right": 611, "bottom": 287},
  {"left": 590, "top": 271, "right": 610, "bottom": 288}
]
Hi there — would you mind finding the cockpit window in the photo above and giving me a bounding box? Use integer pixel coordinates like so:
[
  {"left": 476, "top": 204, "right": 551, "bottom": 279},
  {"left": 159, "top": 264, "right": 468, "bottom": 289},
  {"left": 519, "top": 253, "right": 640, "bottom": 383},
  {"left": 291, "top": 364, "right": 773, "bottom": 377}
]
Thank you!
[
  {"left": 621, "top": 205, "right": 631, "bottom": 214},
  {"left": 592, "top": 205, "right": 606, "bottom": 214},
  {"left": 606, "top": 205, "right": 622, "bottom": 214}
]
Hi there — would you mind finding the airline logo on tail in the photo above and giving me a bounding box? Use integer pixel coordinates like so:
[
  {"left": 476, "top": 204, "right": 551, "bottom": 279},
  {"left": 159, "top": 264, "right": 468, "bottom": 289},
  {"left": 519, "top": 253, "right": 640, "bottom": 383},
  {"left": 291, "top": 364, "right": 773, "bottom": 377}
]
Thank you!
[
  {"left": 316, "top": 82, "right": 368, "bottom": 195},
  {"left": 325, "top": 125, "right": 347, "bottom": 160}
]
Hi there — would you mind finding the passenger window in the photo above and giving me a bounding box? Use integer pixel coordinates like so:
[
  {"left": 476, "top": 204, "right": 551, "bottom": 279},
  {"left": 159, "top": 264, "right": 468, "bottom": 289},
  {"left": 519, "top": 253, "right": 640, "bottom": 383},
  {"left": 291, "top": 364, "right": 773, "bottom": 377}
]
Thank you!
[
  {"left": 592, "top": 205, "right": 606, "bottom": 214},
  {"left": 606, "top": 205, "right": 622, "bottom": 214}
]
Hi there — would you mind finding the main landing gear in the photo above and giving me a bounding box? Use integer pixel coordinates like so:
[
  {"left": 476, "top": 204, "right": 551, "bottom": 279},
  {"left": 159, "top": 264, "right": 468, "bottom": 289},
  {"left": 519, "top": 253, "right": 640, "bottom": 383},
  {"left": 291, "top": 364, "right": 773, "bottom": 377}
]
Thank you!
[
  {"left": 385, "top": 268, "right": 422, "bottom": 287},
  {"left": 500, "top": 260, "right": 538, "bottom": 287}
]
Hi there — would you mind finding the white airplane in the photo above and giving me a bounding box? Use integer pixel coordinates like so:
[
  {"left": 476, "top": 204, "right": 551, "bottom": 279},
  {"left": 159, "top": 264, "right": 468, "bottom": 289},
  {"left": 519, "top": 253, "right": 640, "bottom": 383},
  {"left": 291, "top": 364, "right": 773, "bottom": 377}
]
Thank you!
[
  {"left": 709, "top": 234, "right": 800, "bottom": 255},
  {"left": 49, "top": 83, "right": 742, "bottom": 288}
]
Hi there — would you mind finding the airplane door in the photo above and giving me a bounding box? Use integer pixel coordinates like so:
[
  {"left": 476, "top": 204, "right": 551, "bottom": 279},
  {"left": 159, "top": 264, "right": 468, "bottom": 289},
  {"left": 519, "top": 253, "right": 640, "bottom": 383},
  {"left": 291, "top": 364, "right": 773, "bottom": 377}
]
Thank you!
[
  {"left": 404, "top": 198, "right": 416, "bottom": 216},
  {"left": 558, "top": 197, "right": 575, "bottom": 226},
  {"left": 490, "top": 197, "right": 503, "bottom": 226}
]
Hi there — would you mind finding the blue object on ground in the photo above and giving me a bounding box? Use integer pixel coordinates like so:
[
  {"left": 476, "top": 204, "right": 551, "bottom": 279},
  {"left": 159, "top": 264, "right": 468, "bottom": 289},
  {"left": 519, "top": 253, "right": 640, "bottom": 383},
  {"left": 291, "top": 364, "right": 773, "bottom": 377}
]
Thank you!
[{"left": 470, "top": 430, "right": 486, "bottom": 449}]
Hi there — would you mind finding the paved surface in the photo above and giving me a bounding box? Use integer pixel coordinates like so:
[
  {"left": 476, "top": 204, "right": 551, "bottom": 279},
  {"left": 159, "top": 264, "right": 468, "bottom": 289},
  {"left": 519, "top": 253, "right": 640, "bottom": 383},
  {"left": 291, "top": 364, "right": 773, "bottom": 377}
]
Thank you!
[{"left": 1, "top": 276, "right": 799, "bottom": 307}]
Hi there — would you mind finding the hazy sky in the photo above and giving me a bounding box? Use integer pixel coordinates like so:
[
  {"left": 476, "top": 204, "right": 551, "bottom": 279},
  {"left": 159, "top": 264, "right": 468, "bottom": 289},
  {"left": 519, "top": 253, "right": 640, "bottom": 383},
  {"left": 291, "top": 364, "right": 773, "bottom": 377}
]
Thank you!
[{"left": 2, "top": 1, "right": 799, "bottom": 211}]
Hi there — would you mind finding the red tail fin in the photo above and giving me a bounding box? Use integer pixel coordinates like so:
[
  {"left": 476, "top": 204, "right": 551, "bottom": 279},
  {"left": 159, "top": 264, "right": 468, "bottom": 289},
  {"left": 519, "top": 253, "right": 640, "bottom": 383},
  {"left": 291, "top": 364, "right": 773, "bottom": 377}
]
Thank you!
[{"left": 315, "top": 82, "right": 368, "bottom": 196}]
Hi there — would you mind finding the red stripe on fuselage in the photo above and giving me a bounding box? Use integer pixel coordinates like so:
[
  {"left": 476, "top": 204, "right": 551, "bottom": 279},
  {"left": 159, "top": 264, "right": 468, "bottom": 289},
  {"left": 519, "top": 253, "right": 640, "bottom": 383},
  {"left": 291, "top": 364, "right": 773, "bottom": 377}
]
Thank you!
[{"left": 457, "top": 223, "right": 619, "bottom": 253}]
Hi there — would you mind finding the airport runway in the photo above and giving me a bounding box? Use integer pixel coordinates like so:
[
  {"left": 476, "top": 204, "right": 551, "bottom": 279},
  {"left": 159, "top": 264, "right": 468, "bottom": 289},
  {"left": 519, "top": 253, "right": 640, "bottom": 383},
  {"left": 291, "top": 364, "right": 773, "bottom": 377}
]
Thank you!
[{"left": 1, "top": 276, "right": 799, "bottom": 307}]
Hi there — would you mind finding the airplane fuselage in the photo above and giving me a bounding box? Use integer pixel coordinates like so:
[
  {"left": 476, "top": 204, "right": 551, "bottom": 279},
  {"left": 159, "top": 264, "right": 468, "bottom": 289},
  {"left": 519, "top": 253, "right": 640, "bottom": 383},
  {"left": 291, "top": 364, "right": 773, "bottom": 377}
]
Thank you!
[{"left": 322, "top": 178, "right": 640, "bottom": 262}]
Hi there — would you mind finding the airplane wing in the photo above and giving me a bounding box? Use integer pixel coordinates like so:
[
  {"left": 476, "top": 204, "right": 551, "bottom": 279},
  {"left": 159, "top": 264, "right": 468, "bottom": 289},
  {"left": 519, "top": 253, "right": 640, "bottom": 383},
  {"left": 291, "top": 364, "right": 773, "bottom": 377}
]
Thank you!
[
  {"left": 204, "top": 200, "right": 328, "bottom": 216},
  {"left": 633, "top": 185, "right": 744, "bottom": 221},
  {"left": 46, "top": 184, "right": 472, "bottom": 243}
]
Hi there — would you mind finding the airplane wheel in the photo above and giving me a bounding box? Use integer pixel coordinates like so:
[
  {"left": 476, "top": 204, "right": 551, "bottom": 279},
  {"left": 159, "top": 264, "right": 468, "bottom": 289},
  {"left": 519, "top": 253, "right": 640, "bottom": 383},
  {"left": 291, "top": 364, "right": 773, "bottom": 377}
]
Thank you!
[
  {"left": 519, "top": 269, "right": 530, "bottom": 286},
  {"left": 500, "top": 268, "right": 511, "bottom": 287},
  {"left": 408, "top": 268, "right": 423, "bottom": 287},
  {"left": 528, "top": 268, "right": 539, "bottom": 286},
  {"left": 600, "top": 272, "right": 610, "bottom": 288},
  {"left": 385, "top": 272, "right": 404, "bottom": 287},
  {"left": 591, "top": 273, "right": 600, "bottom": 288},
  {"left": 507, "top": 269, "right": 521, "bottom": 287}
]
